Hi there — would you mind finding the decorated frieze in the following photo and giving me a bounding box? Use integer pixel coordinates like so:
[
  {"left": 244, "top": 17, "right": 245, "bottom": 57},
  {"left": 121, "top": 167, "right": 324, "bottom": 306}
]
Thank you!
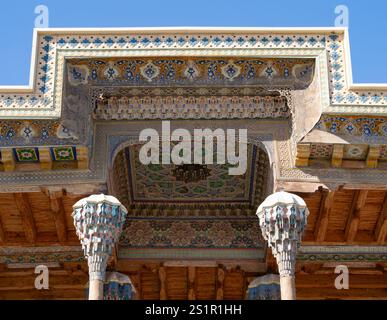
[
  {"left": 94, "top": 95, "right": 290, "bottom": 120},
  {"left": 0, "top": 145, "right": 86, "bottom": 172},
  {"left": 296, "top": 114, "right": 387, "bottom": 168},
  {"left": 119, "top": 218, "right": 264, "bottom": 249},
  {"left": 0, "top": 120, "right": 79, "bottom": 146},
  {"left": 0, "top": 246, "right": 84, "bottom": 264},
  {"left": 315, "top": 115, "right": 387, "bottom": 139},
  {"left": 67, "top": 57, "right": 314, "bottom": 88},
  {"left": 91, "top": 86, "right": 279, "bottom": 97},
  {"left": 1, "top": 245, "right": 385, "bottom": 265},
  {"left": 297, "top": 142, "right": 387, "bottom": 168},
  {"left": 298, "top": 245, "right": 387, "bottom": 262}
]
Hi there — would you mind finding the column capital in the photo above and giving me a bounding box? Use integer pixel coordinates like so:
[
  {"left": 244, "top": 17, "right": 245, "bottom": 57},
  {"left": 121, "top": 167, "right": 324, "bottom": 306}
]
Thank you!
[
  {"left": 72, "top": 194, "right": 127, "bottom": 281},
  {"left": 256, "top": 191, "right": 309, "bottom": 277}
]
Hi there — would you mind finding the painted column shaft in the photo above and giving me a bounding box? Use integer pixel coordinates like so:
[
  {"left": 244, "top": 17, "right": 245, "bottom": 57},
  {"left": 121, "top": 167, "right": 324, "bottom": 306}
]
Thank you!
[
  {"left": 89, "top": 279, "right": 104, "bottom": 300},
  {"left": 280, "top": 275, "right": 296, "bottom": 300}
]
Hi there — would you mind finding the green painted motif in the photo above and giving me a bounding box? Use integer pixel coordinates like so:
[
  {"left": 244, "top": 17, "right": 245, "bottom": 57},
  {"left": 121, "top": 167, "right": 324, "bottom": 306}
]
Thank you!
[
  {"left": 51, "top": 146, "right": 76, "bottom": 161},
  {"left": 14, "top": 148, "right": 39, "bottom": 162}
]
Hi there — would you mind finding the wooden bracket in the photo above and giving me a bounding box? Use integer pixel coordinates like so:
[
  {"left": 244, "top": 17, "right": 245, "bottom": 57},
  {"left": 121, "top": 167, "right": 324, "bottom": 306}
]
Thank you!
[
  {"left": 295, "top": 143, "right": 311, "bottom": 167},
  {"left": 1, "top": 149, "right": 15, "bottom": 172},
  {"left": 76, "top": 146, "right": 89, "bottom": 170},
  {"left": 331, "top": 144, "right": 344, "bottom": 168},
  {"left": 366, "top": 145, "right": 380, "bottom": 168},
  {"left": 39, "top": 147, "right": 53, "bottom": 170}
]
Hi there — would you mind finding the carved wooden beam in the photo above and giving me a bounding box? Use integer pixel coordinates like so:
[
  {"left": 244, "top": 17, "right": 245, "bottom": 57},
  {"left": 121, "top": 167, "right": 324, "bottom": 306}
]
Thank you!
[
  {"left": 314, "top": 190, "right": 335, "bottom": 242},
  {"left": 375, "top": 193, "right": 387, "bottom": 244},
  {"left": 187, "top": 266, "right": 196, "bottom": 300},
  {"left": 331, "top": 144, "right": 344, "bottom": 168},
  {"left": 0, "top": 215, "right": 5, "bottom": 244},
  {"left": 13, "top": 193, "right": 37, "bottom": 243},
  {"left": 47, "top": 190, "right": 67, "bottom": 243},
  {"left": 295, "top": 144, "right": 311, "bottom": 167},
  {"left": 345, "top": 190, "right": 368, "bottom": 242}
]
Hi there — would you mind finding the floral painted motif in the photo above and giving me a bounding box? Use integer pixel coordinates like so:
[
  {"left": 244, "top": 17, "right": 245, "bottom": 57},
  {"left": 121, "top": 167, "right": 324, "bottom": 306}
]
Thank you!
[
  {"left": 51, "top": 146, "right": 76, "bottom": 161},
  {"left": 315, "top": 115, "right": 387, "bottom": 137},
  {"left": 67, "top": 57, "right": 314, "bottom": 88},
  {"left": 140, "top": 61, "right": 160, "bottom": 82},
  {"left": 14, "top": 148, "right": 39, "bottom": 162},
  {"left": 119, "top": 219, "right": 264, "bottom": 249}
]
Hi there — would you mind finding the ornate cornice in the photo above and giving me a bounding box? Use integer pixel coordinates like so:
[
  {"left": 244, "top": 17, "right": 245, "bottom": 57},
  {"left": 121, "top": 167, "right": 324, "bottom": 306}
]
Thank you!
[{"left": 0, "top": 28, "right": 386, "bottom": 118}]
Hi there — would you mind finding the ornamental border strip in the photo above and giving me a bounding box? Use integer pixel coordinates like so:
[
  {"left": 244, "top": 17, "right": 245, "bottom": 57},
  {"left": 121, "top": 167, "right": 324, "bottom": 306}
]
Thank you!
[{"left": 0, "top": 29, "right": 386, "bottom": 118}]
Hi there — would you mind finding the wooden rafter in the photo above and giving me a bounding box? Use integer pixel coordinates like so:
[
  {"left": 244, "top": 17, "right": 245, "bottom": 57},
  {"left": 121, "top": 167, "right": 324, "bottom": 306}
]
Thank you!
[
  {"left": 135, "top": 270, "right": 142, "bottom": 300},
  {"left": 13, "top": 193, "right": 37, "bottom": 243},
  {"left": 159, "top": 266, "right": 167, "bottom": 300},
  {"left": 345, "top": 190, "right": 368, "bottom": 242},
  {"left": 47, "top": 191, "right": 68, "bottom": 243},
  {"left": 187, "top": 266, "right": 196, "bottom": 300},
  {"left": 0, "top": 215, "right": 5, "bottom": 244},
  {"left": 216, "top": 267, "right": 225, "bottom": 300},
  {"left": 375, "top": 193, "right": 387, "bottom": 244},
  {"left": 314, "top": 190, "right": 335, "bottom": 242}
]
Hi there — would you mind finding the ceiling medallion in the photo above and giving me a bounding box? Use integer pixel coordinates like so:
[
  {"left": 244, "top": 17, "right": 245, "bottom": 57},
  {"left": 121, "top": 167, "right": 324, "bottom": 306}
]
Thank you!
[{"left": 172, "top": 164, "right": 211, "bottom": 183}]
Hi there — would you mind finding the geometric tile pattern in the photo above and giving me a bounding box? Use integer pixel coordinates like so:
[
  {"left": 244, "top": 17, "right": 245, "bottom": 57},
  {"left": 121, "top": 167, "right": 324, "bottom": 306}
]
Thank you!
[
  {"left": 50, "top": 146, "right": 77, "bottom": 161},
  {"left": 0, "top": 146, "right": 79, "bottom": 167},
  {"left": 310, "top": 144, "right": 333, "bottom": 159},
  {"left": 122, "top": 144, "right": 265, "bottom": 204},
  {"left": 13, "top": 148, "right": 39, "bottom": 162}
]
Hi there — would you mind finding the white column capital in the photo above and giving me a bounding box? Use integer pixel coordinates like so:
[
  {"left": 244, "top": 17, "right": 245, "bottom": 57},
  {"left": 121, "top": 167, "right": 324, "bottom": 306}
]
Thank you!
[
  {"left": 256, "top": 191, "right": 309, "bottom": 276},
  {"left": 72, "top": 194, "right": 127, "bottom": 282}
]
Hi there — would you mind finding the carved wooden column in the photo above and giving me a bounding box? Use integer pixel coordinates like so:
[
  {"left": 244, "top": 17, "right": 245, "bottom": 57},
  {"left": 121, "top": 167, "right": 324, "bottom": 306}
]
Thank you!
[
  {"left": 72, "top": 194, "right": 127, "bottom": 300},
  {"left": 256, "top": 191, "right": 309, "bottom": 300}
]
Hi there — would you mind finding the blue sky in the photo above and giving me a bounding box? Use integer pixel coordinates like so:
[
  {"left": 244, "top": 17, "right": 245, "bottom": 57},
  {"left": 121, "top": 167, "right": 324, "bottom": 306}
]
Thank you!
[{"left": 0, "top": 0, "right": 386, "bottom": 85}]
